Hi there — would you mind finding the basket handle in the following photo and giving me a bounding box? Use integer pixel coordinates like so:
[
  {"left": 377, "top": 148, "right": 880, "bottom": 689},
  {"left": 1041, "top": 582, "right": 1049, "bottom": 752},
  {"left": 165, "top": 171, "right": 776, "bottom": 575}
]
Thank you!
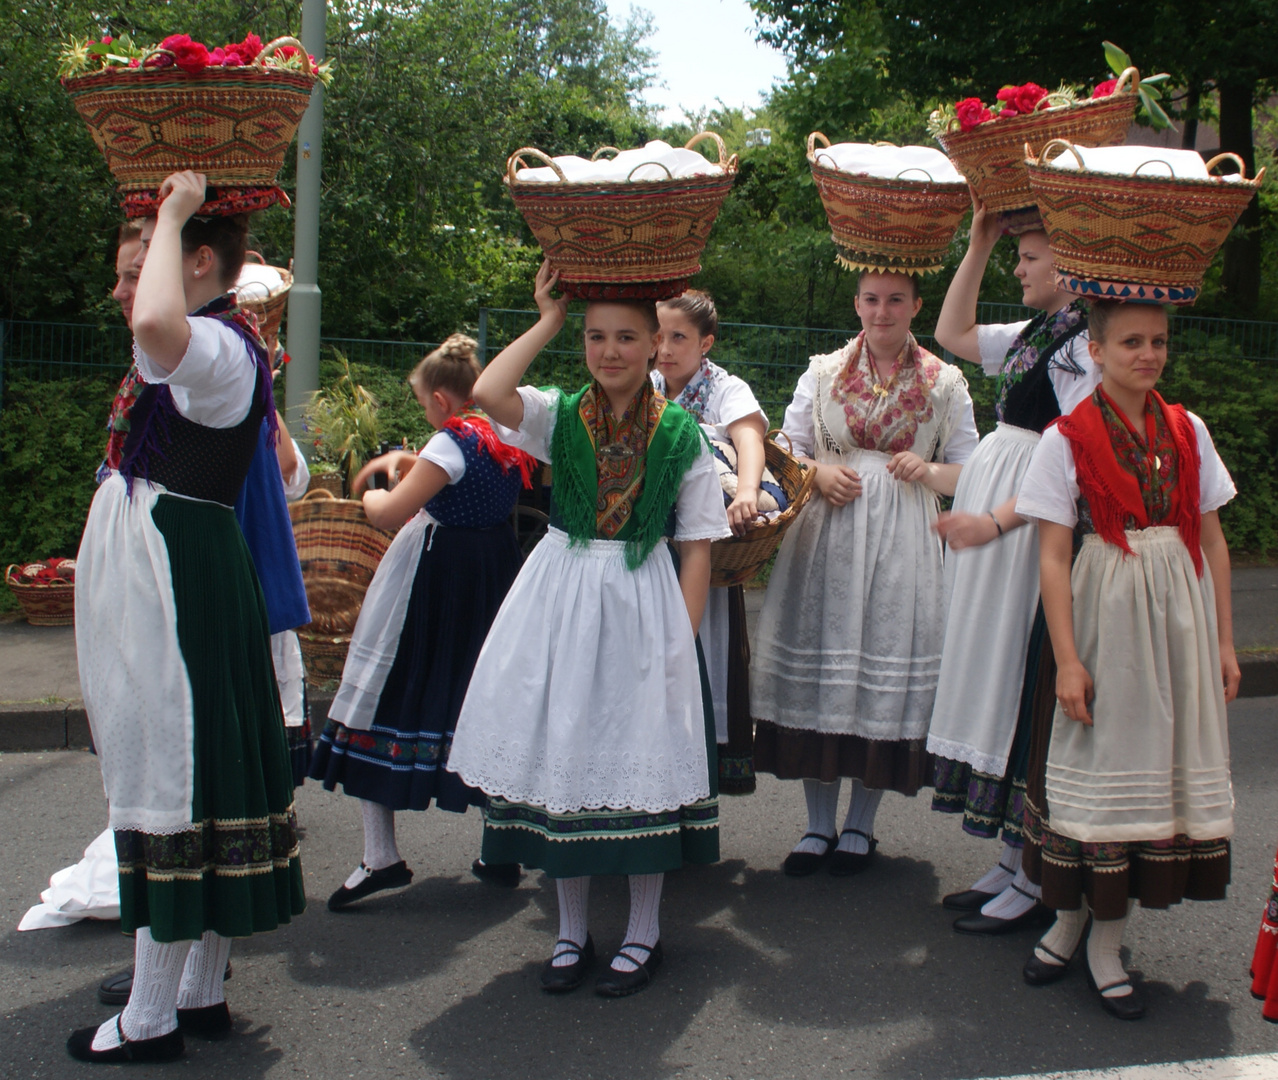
[
  {"left": 685, "top": 131, "right": 729, "bottom": 169},
  {"left": 1113, "top": 66, "right": 1141, "bottom": 95},
  {"left": 1205, "top": 152, "right": 1248, "bottom": 180},
  {"left": 1132, "top": 158, "right": 1176, "bottom": 178},
  {"left": 4, "top": 564, "right": 20, "bottom": 585},
  {"left": 627, "top": 161, "right": 674, "bottom": 181},
  {"left": 506, "top": 147, "right": 567, "bottom": 184},
  {"left": 813, "top": 151, "right": 839, "bottom": 170},
  {"left": 1035, "top": 139, "right": 1086, "bottom": 169},
  {"left": 895, "top": 166, "right": 935, "bottom": 182},
  {"left": 244, "top": 250, "right": 267, "bottom": 265},
  {"left": 301, "top": 488, "right": 338, "bottom": 501},
  {"left": 591, "top": 146, "right": 620, "bottom": 161},
  {"left": 806, "top": 131, "right": 831, "bottom": 162},
  {"left": 768, "top": 428, "right": 797, "bottom": 456},
  {"left": 139, "top": 47, "right": 177, "bottom": 68},
  {"left": 257, "top": 37, "right": 316, "bottom": 76}
]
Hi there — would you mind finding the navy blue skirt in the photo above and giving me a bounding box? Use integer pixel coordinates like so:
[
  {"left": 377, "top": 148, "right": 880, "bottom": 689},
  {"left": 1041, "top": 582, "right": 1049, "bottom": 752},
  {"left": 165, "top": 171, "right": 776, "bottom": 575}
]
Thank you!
[{"left": 310, "top": 521, "right": 522, "bottom": 812}]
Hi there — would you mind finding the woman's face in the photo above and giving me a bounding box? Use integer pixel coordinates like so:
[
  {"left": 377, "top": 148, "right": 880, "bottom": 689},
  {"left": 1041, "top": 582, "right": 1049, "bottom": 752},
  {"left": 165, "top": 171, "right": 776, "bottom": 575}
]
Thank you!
[
  {"left": 584, "top": 303, "right": 659, "bottom": 404},
  {"left": 854, "top": 272, "right": 922, "bottom": 357},
  {"left": 1088, "top": 306, "right": 1169, "bottom": 398},
  {"left": 1014, "top": 231, "right": 1062, "bottom": 310},
  {"left": 655, "top": 307, "right": 712, "bottom": 391},
  {"left": 113, "top": 239, "right": 142, "bottom": 328}
]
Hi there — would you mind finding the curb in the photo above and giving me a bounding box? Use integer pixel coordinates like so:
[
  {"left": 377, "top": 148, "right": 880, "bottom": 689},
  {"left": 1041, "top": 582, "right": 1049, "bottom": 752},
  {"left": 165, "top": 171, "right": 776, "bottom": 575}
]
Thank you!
[{"left": 1, "top": 664, "right": 1275, "bottom": 755}]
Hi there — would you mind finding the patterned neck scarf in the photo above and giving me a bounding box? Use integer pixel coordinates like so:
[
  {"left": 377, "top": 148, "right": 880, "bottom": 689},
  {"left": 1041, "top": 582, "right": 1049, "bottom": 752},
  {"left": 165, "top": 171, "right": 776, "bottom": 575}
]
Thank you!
[
  {"left": 579, "top": 379, "right": 661, "bottom": 539},
  {"left": 995, "top": 299, "right": 1088, "bottom": 421},
  {"left": 97, "top": 362, "right": 146, "bottom": 484},
  {"left": 830, "top": 331, "right": 943, "bottom": 453},
  {"left": 653, "top": 355, "right": 726, "bottom": 422}
]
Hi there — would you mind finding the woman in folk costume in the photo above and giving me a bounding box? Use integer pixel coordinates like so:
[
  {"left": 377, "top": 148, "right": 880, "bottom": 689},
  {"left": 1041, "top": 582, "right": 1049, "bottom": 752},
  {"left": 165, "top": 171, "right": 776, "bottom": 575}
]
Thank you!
[
  {"left": 751, "top": 270, "right": 978, "bottom": 876},
  {"left": 1014, "top": 300, "right": 1239, "bottom": 1020},
  {"left": 1250, "top": 848, "right": 1278, "bottom": 1022},
  {"left": 926, "top": 198, "right": 1099, "bottom": 935},
  {"left": 69, "top": 172, "right": 304, "bottom": 1063},
  {"left": 447, "top": 260, "right": 731, "bottom": 997},
  {"left": 310, "top": 334, "right": 532, "bottom": 909},
  {"left": 652, "top": 289, "right": 768, "bottom": 793}
]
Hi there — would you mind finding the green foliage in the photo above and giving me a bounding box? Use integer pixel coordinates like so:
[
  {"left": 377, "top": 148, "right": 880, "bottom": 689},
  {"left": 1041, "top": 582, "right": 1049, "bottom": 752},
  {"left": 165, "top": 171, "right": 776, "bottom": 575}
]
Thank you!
[
  {"left": 0, "top": 374, "right": 114, "bottom": 582},
  {"left": 304, "top": 352, "right": 380, "bottom": 490}
]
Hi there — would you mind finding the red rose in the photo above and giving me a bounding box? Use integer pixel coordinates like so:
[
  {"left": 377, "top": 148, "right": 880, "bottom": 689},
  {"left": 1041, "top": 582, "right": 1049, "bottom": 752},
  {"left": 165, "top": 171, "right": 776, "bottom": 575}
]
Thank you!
[
  {"left": 224, "top": 32, "right": 262, "bottom": 65},
  {"left": 160, "top": 33, "right": 210, "bottom": 75},
  {"left": 997, "top": 82, "right": 1048, "bottom": 116},
  {"left": 128, "top": 58, "right": 140, "bottom": 68},
  {"left": 209, "top": 46, "right": 226, "bottom": 65},
  {"left": 1000, "top": 107, "right": 1018, "bottom": 118},
  {"left": 101, "top": 36, "right": 113, "bottom": 45},
  {"left": 955, "top": 96, "right": 994, "bottom": 132},
  {"left": 1092, "top": 78, "right": 1118, "bottom": 98}
]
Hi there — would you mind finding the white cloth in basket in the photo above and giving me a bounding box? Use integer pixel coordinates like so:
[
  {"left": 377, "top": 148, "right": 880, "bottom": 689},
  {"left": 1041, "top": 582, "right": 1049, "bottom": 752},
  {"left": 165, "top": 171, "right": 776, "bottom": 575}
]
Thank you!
[
  {"left": 812, "top": 142, "right": 964, "bottom": 184},
  {"left": 515, "top": 140, "right": 724, "bottom": 183},
  {"left": 1046, "top": 145, "right": 1245, "bottom": 182}
]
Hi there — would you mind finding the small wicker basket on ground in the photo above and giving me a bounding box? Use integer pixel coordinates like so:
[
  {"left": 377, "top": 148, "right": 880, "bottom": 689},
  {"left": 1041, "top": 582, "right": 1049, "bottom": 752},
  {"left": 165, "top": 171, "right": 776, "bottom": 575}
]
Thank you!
[
  {"left": 61, "top": 37, "right": 318, "bottom": 217},
  {"left": 6, "top": 565, "right": 75, "bottom": 627},
  {"left": 1025, "top": 141, "right": 1265, "bottom": 305},
  {"left": 289, "top": 490, "right": 395, "bottom": 685},
  {"left": 709, "top": 433, "right": 816, "bottom": 589},
  {"left": 936, "top": 69, "right": 1139, "bottom": 217},
  {"left": 505, "top": 132, "right": 738, "bottom": 300},
  {"left": 807, "top": 133, "right": 971, "bottom": 275}
]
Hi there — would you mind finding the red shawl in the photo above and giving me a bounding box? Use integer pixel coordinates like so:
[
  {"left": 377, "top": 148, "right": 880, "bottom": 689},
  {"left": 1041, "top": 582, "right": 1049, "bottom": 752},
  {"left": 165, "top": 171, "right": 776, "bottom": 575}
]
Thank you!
[
  {"left": 1055, "top": 388, "right": 1203, "bottom": 575},
  {"left": 445, "top": 409, "right": 536, "bottom": 488}
]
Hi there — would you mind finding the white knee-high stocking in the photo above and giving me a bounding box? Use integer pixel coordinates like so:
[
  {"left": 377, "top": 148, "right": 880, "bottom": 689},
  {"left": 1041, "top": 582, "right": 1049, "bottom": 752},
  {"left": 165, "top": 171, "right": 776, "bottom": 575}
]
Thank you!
[
  {"left": 612, "top": 873, "right": 664, "bottom": 972},
  {"left": 552, "top": 876, "right": 591, "bottom": 967},
  {"left": 837, "top": 780, "right": 883, "bottom": 854},
  {"left": 176, "top": 930, "right": 233, "bottom": 1009},
  {"left": 969, "top": 841, "right": 1022, "bottom": 894},
  {"left": 345, "top": 799, "right": 402, "bottom": 888},
  {"left": 92, "top": 927, "right": 189, "bottom": 1050},
  {"left": 979, "top": 866, "right": 1042, "bottom": 919},
  {"left": 1087, "top": 903, "right": 1135, "bottom": 997},
  {"left": 793, "top": 779, "right": 841, "bottom": 854},
  {"left": 1034, "top": 904, "right": 1089, "bottom": 967}
]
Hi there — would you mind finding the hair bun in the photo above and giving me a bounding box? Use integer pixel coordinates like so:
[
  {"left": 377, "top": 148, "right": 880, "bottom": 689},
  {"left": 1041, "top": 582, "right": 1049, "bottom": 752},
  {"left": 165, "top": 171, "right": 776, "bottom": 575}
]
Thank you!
[{"left": 438, "top": 333, "right": 478, "bottom": 362}]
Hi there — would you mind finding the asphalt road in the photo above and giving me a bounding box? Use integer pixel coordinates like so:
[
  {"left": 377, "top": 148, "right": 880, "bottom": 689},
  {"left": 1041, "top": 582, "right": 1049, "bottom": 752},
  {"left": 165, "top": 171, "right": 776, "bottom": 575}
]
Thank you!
[{"left": 2, "top": 698, "right": 1277, "bottom": 1080}]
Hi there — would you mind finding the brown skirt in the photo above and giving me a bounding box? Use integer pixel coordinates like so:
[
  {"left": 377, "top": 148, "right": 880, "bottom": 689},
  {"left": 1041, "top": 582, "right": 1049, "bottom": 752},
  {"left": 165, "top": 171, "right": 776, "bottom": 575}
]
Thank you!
[
  {"left": 753, "top": 720, "right": 932, "bottom": 796},
  {"left": 1021, "top": 617, "right": 1231, "bottom": 919}
]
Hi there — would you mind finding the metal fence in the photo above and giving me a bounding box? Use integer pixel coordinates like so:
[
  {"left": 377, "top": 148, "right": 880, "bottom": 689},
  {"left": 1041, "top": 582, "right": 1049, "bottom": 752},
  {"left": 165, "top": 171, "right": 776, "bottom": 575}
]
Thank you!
[{"left": 4, "top": 305, "right": 1277, "bottom": 428}]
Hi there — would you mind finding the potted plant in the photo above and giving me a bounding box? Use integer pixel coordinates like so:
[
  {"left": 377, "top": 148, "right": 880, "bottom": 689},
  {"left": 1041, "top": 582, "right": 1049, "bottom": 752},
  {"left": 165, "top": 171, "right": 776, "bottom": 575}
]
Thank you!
[{"left": 304, "top": 353, "right": 380, "bottom": 498}]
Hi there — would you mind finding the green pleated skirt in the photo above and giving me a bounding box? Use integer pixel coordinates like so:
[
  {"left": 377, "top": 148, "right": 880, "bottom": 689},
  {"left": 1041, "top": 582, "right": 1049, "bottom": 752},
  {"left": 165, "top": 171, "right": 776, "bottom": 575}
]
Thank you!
[{"left": 115, "top": 494, "right": 306, "bottom": 941}]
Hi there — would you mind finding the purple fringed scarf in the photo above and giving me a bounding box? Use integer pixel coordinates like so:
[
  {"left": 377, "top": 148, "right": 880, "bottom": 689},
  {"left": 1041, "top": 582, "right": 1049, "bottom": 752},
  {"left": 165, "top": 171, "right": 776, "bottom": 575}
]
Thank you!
[{"left": 118, "top": 294, "right": 277, "bottom": 496}]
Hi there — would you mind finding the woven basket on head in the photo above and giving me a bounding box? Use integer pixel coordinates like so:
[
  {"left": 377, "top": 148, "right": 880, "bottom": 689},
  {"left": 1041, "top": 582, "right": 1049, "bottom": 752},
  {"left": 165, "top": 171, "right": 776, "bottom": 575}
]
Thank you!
[
  {"left": 288, "top": 489, "right": 395, "bottom": 684},
  {"left": 505, "top": 133, "right": 738, "bottom": 300},
  {"left": 5, "top": 565, "right": 75, "bottom": 627},
  {"left": 807, "top": 133, "right": 970, "bottom": 275},
  {"left": 709, "top": 432, "right": 816, "bottom": 589},
  {"left": 1026, "top": 141, "right": 1265, "bottom": 305},
  {"left": 235, "top": 252, "right": 292, "bottom": 342},
  {"left": 936, "top": 69, "right": 1139, "bottom": 216},
  {"left": 62, "top": 37, "right": 317, "bottom": 217}
]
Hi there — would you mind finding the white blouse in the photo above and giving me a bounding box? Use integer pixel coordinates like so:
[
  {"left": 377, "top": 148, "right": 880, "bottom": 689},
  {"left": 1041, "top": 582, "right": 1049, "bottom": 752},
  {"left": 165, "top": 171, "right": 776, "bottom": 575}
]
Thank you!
[
  {"left": 134, "top": 316, "right": 256, "bottom": 428},
  {"left": 976, "top": 320, "right": 1100, "bottom": 417}
]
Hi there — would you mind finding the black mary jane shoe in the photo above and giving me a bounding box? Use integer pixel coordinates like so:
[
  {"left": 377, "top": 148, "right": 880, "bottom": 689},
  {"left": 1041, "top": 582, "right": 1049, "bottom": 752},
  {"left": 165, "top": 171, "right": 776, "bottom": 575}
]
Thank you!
[
  {"left": 177, "top": 1002, "right": 232, "bottom": 1040},
  {"left": 828, "top": 829, "right": 878, "bottom": 877},
  {"left": 595, "top": 941, "right": 664, "bottom": 998},
  {"left": 67, "top": 1017, "right": 185, "bottom": 1064},
  {"left": 953, "top": 899, "right": 1054, "bottom": 936},
  {"left": 782, "top": 833, "right": 837, "bottom": 877},
  {"left": 471, "top": 858, "right": 521, "bottom": 888},
  {"left": 1087, "top": 968, "right": 1146, "bottom": 1020},
  {"left": 327, "top": 861, "right": 414, "bottom": 911},
  {"left": 540, "top": 935, "right": 595, "bottom": 993},
  {"left": 942, "top": 888, "right": 1000, "bottom": 913},
  {"left": 1023, "top": 915, "right": 1091, "bottom": 986}
]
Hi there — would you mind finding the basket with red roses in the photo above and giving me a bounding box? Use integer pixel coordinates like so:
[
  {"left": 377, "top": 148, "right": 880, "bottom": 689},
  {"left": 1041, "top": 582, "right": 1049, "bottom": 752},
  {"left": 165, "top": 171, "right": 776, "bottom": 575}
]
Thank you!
[
  {"left": 59, "top": 33, "right": 331, "bottom": 217},
  {"left": 6, "top": 560, "right": 77, "bottom": 626}
]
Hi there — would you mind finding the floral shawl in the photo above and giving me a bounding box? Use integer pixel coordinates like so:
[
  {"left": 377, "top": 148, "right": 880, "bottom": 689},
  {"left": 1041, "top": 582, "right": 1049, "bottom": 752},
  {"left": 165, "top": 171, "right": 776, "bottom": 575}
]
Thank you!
[
  {"left": 652, "top": 355, "right": 728, "bottom": 422},
  {"left": 995, "top": 299, "right": 1088, "bottom": 421},
  {"left": 830, "top": 331, "right": 944, "bottom": 453}
]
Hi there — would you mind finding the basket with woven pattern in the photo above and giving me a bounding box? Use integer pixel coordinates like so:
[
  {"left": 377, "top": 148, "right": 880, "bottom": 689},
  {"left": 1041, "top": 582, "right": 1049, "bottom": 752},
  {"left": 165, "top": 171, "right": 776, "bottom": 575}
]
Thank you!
[
  {"left": 6, "top": 565, "right": 75, "bottom": 627},
  {"left": 289, "top": 489, "right": 395, "bottom": 684},
  {"left": 709, "top": 432, "right": 816, "bottom": 588},
  {"left": 936, "top": 70, "right": 1139, "bottom": 216},
  {"left": 235, "top": 252, "right": 292, "bottom": 342},
  {"left": 807, "top": 133, "right": 970, "bottom": 274},
  {"left": 1025, "top": 141, "right": 1265, "bottom": 305},
  {"left": 505, "top": 133, "right": 738, "bottom": 300},
  {"left": 62, "top": 37, "right": 317, "bottom": 218}
]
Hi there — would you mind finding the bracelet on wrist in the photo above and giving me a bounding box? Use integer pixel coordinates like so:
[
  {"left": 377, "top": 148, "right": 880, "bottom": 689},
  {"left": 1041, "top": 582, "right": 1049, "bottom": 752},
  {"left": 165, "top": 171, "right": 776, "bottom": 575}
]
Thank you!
[{"left": 989, "top": 511, "right": 1004, "bottom": 537}]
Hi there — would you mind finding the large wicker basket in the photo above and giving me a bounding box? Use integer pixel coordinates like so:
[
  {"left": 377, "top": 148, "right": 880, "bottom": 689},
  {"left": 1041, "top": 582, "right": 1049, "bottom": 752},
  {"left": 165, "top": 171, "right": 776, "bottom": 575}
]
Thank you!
[
  {"left": 936, "top": 69, "right": 1139, "bottom": 216},
  {"left": 62, "top": 37, "right": 317, "bottom": 217},
  {"left": 505, "top": 132, "right": 738, "bottom": 300},
  {"left": 1026, "top": 141, "right": 1265, "bottom": 305},
  {"left": 709, "top": 432, "right": 816, "bottom": 588},
  {"left": 807, "top": 133, "right": 970, "bottom": 274},
  {"left": 289, "top": 490, "right": 395, "bottom": 685},
  {"left": 5, "top": 565, "right": 75, "bottom": 627},
  {"left": 235, "top": 252, "right": 292, "bottom": 342}
]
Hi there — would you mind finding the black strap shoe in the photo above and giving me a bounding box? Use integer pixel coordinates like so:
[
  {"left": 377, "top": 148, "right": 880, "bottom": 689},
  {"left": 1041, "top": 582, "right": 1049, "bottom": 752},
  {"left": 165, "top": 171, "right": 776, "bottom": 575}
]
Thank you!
[
  {"left": 595, "top": 941, "right": 663, "bottom": 998},
  {"left": 471, "top": 859, "right": 521, "bottom": 888},
  {"left": 177, "top": 1002, "right": 232, "bottom": 1040},
  {"left": 942, "top": 888, "right": 1000, "bottom": 912},
  {"left": 67, "top": 1017, "right": 185, "bottom": 1063},
  {"left": 540, "top": 935, "right": 595, "bottom": 993},
  {"left": 953, "top": 900, "right": 1054, "bottom": 936},
  {"left": 782, "top": 833, "right": 837, "bottom": 877},
  {"left": 327, "top": 861, "right": 414, "bottom": 911},
  {"left": 1087, "top": 967, "right": 1146, "bottom": 1019},
  {"left": 828, "top": 829, "right": 878, "bottom": 877}
]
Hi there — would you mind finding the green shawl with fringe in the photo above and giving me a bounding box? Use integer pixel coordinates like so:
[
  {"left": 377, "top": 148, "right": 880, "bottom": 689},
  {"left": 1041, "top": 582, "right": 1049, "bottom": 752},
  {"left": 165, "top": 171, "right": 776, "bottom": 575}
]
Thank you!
[{"left": 550, "top": 382, "right": 705, "bottom": 570}]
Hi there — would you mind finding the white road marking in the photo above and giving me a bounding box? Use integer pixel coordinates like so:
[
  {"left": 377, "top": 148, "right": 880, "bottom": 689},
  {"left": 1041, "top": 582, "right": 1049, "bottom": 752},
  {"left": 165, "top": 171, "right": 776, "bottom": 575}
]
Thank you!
[{"left": 966, "top": 1053, "right": 1278, "bottom": 1080}]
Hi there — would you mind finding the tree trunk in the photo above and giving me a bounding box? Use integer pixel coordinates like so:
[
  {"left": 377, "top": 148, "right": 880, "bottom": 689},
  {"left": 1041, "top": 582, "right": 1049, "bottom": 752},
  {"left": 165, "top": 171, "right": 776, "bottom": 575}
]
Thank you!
[
  {"left": 1216, "top": 79, "right": 1261, "bottom": 313},
  {"left": 1180, "top": 83, "right": 1200, "bottom": 150}
]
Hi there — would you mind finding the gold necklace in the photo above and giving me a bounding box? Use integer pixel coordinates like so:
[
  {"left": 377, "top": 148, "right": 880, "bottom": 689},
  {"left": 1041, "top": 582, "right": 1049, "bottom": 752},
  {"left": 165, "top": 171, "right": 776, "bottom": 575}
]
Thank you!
[{"left": 869, "top": 351, "right": 899, "bottom": 399}]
